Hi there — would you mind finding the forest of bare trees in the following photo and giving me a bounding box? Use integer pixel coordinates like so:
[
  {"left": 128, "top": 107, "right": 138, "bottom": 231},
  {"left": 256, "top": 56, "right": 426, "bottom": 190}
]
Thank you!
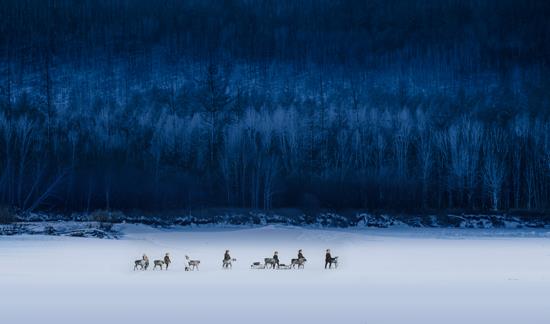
[{"left": 0, "top": 0, "right": 549, "bottom": 213}]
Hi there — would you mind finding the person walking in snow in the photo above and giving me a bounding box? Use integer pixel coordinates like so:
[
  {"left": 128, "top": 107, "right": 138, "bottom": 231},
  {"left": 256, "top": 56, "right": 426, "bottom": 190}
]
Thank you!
[
  {"left": 164, "top": 253, "right": 171, "bottom": 270},
  {"left": 325, "top": 249, "right": 332, "bottom": 269},
  {"left": 142, "top": 254, "right": 150, "bottom": 270},
  {"left": 223, "top": 250, "right": 231, "bottom": 268},
  {"left": 273, "top": 251, "right": 280, "bottom": 268},
  {"left": 297, "top": 249, "right": 305, "bottom": 260}
]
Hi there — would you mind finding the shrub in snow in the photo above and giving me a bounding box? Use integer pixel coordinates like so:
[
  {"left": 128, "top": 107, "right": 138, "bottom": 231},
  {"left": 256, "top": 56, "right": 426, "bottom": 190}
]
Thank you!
[
  {"left": 89, "top": 210, "right": 125, "bottom": 223},
  {"left": 0, "top": 206, "right": 16, "bottom": 224},
  {"left": 45, "top": 226, "right": 57, "bottom": 235}
]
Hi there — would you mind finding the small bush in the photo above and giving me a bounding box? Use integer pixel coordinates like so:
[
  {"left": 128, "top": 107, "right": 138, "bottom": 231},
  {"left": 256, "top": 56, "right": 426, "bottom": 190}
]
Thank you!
[
  {"left": 44, "top": 225, "right": 56, "bottom": 235},
  {"left": 99, "top": 222, "right": 113, "bottom": 232},
  {"left": 0, "top": 206, "right": 17, "bottom": 224},
  {"left": 89, "top": 210, "right": 124, "bottom": 223}
]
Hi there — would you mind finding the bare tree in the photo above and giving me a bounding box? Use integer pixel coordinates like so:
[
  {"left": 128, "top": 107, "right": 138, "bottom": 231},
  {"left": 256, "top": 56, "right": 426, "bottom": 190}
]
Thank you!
[
  {"left": 197, "top": 63, "right": 232, "bottom": 165},
  {"left": 511, "top": 115, "right": 529, "bottom": 208},
  {"left": 393, "top": 109, "right": 412, "bottom": 180},
  {"left": 416, "top": 110, "right": 432, "bottom": 208},
  {"left": 483, "top": 128, "right": 508, "bottom": 211}
]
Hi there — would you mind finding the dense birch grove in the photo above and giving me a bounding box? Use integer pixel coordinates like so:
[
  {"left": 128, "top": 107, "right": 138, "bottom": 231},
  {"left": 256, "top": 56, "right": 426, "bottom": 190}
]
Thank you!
[{"left": 0, "top": 0, "right": 549, "bottom": 213}]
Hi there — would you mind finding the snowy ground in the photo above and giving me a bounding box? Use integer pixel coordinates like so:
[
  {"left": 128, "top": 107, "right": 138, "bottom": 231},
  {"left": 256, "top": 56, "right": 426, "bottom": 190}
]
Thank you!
[{"left": 1, "top": 225, "right": 550, "bottom": 324}]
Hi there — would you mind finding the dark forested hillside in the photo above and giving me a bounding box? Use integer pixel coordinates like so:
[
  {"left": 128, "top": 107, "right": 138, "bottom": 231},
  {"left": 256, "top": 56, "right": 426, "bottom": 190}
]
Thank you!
[{"left": 0, "top": 0, "right": 549, "bottom": 213}]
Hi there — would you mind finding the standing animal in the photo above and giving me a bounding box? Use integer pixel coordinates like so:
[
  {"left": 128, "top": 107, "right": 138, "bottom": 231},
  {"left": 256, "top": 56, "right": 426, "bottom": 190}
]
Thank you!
[
  {"left": 330, "top": 256, "right": 339, "bottom": 268},
  {"left": 133, "top": 254, "right": 150, "bottom": 271},
  {"left": 153, "top": 260, "right": 165, "bottom": 270},
  {"left": 185, "top": 255, "right": 200, "bottom": 271},
  {"left": 291, "top": 258, "right": 307, "bottom": 269},
  {"left": 269, "top": 251, "right": 280, "bottom": 269},
  {"left": 331, "top": 257, "right": 338, "bottom": 268},
  {"left": 264, "top": 257, "right": 278, "bottom": 269},
  {"left": 134, "top": 259, "right": 146, "bottom": 271}
]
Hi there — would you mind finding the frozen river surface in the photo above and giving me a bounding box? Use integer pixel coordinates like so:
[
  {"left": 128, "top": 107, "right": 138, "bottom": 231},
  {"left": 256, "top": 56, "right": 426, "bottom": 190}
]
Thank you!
[{"left": 1, "top": 225, "right": 549, "bottom": 324}]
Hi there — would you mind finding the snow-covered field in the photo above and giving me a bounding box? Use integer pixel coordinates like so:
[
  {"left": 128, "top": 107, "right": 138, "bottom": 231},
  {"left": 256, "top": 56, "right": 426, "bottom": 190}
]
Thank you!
[{"left": 1, "top": 225, "right": 550, "bottom": 324}]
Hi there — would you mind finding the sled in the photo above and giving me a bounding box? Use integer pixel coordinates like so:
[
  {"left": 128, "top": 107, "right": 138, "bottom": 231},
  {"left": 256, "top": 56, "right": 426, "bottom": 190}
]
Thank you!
[
  {"left": 276, "top": 264, "right": 291, "bottom": 270},
  {"left": 250, "top": 262, "right": 265, "bottom": 269}
]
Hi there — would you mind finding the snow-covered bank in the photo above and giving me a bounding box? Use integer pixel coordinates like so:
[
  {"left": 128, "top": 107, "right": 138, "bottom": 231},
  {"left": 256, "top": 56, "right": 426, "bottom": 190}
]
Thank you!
[
  {"left": 3, "top": 215, "right": 550, "bottom": 241},
  {"left": 1, "top": 225, "right": 549, "bottom": 324},
  {"left": 4, "top": 209, "right": 550, "bottom": 237},
  {"left": 0, "top": 221, "right": 119, "bottom": 239}
]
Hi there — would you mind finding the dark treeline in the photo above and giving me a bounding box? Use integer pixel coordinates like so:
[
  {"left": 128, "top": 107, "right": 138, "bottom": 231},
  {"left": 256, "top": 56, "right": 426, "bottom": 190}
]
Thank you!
[{"left": 0, "top": 0, "right": 549, "bottom": 213}]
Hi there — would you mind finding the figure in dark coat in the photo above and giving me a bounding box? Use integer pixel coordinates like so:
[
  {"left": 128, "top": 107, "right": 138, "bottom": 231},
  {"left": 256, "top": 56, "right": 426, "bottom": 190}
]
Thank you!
[
  {"left": 223, "top": 250, "right": 231, "bottom": 268},
  {"left": 273, "top": 251, "right": 280, "bottom": 268},
  {"left": 325, "top": 249, "right": 332, "bottom": 269},
  {"left": 164, "top": 253, "right": 171, "bottom": 270},
  {"left": 297, "top": 249, "right": 305, "bottom": 260}
]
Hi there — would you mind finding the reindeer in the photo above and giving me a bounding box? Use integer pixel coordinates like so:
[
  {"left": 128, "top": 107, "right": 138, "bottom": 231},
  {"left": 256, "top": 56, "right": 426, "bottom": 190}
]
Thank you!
[
  {"left": 264, "top": 258, "right": 278, "bottom": 269},
  {"left": 185, "top": 255, "right": 200, "bottom": 271},
  {"left": 153, "top": 260, "right": 165, "bottom": 270},
  {"left": 327, "top": 256, "right": 339, "bottom": 269},
  {"left": 291, "top": 258, "right": 307, "bottom": 269},
  {"left": 134, "top": 259, "right": 146, "bottom": 271},
  {"left": 134, "top": 254, "right": 149, "bottom": 271}
]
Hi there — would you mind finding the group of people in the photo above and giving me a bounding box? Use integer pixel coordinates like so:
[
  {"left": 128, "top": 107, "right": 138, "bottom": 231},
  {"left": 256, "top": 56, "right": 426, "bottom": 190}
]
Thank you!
[
  {"left": 268, "top": 249, "right": 305, "bottom": 267},
  {"left": 137, "top": 248, "right": 336, "bottom": 270},
  {"left": 139, "top": 253, "right": 171, "bottom": 270},
  {"left": 268, "top": 249, "right": 337, "bottom": 269}
]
